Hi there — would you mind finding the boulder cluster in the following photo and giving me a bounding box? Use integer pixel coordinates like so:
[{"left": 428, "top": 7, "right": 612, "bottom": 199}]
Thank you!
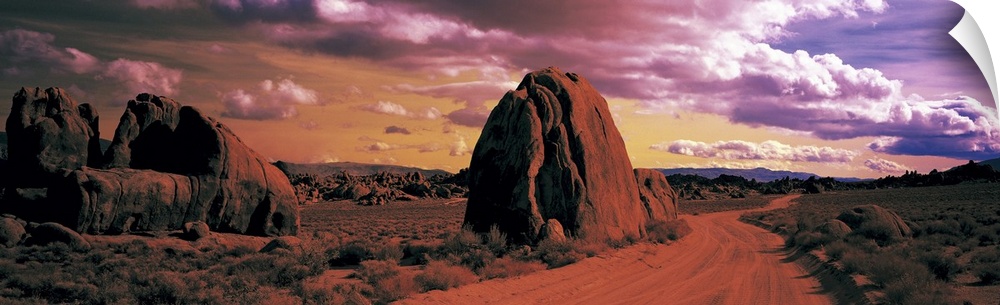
[
  {"left": 288, "top": 171, "right": 468, "bottom": 205},
  {"left": 463, "top": 67, "right": 678, "bottom": 244},
  {"left": 0, "top": 87, "right": 299, "bottom": 243}
]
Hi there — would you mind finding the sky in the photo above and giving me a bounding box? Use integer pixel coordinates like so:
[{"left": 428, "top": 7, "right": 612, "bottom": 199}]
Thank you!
[{"left": 0, "top": 0, "right": 996, "bottom": 178}]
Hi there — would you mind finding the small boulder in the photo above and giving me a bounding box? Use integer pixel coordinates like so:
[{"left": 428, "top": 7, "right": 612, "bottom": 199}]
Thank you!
[
  {"left": 182, "top": 221, "right": 210, "bottom": 241},
  {"left": 836, "top": 205, "right": 911, "bottom": 242},
  {"left": 0, "top": 218, "right": 26, "bottom": 247},
  {"left": 538, "top": 219, "right": 567, "bottom": 243},
  {"left": 26, "top": 222, "right": 90, "bottom": 250},
  {"left": 815, "top": 219, "right": 852, "bottom": 239},
  {"left": 260, "top": 236, "right": 303, "bottom": 253}
]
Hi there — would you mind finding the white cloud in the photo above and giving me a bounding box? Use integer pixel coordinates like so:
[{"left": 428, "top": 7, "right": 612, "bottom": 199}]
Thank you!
[
  {"left": 101, "top": 59, "right": 183, "bottom": 96},
  {"left": 653, "top": 139, "right": 859, "bottom": 163},
  {"left": 864, "top": 157, "right": 911, "bottom": 174},
  {"left": 359, "top": 100, "right": 442, "bottom": 120},
  {"left": 221, "top": 78, "right": 320, "bottom": 120}
]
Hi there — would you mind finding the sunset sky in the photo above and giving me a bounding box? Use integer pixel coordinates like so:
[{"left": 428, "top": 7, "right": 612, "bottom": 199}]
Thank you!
[{"left": 1, "top": 0, "right": 996, "bottom": 178}]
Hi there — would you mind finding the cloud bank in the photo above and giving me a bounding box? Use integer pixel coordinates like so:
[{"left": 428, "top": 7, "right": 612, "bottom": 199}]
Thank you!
[{"left": 653, "top": 140, "right": 859, "bottom": 163}]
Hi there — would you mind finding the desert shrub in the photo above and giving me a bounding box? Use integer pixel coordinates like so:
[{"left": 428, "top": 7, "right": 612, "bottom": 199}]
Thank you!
[
  {"left": 974, "top": 263, "right": 1000, "bottom": 284},
  {"left": 331, "top": 240, "right": 377, "bottom": 266},
  {"left": 403, "top": 240, "right": 439, "bottom": 265},
  {"left": 301, "top": 282, "right": 372, "bottom": 305},
  {"left": 454, "top": 248, "right": 496, "bottom": 271},
  {"left": 129, "top": 271, "right": 225, "bottom": 305},
  {"left": 823, "top": 240, "right": 850, "bottom": 261},
  {"left": 865, "top": 253, "right": 932, "bottom": 288},
  {"left": 974, "top": 224, "right": 1000, "bottom": 245},
  {"left": 478, "top": 256, "right": 546, "bottom": 279},
  {"left": 354, "top": 260, "right": 401, "bottom": 285},
  {"left": 916, "top": 252, "right": 959, "bottom": 282},
  {"left": 838, "top": 248, "right": 870, "bottom": 274},
  {"left": 369, "top": 271, "right": 417, "bottom": 305},
  {"left": 440, "top": 227, "right": 481, "bottom": 256},
  {"left": 484, "top": 225, "right": 507, "bottom": 255},
  {"left": 533, "top": 238, "right": 585, "bottom": 268},
  {"left": 791, "top": 231, "right": 828, "bottom": 250},
  {"left": 223, "top": 244, "right": 258, "bottom": 257},
  {"left": 415, "top": 260, "right": 478, "bottom": 292},
  {"left": 921, "top": 219, "right": 962, "bottom": 237},
  {"left": 881, "top": 275, "right": 955, "bottom": 305},
  {"left": 645, "top": 219, "right": 693, "bottom": 244},
  {"left": 970, "top": 248, "right": 1000, "bottom": 264},
  {"left": 372, "top": 243, "right": 404, "bottom": 262},
  {"left": 224, "top": 253, "right": 318, "bottom": 288}
]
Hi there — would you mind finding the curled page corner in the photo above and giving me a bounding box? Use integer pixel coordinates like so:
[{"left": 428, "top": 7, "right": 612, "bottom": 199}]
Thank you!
[{"left": 949, "top": 0, "right": 999, "bottom": 119}]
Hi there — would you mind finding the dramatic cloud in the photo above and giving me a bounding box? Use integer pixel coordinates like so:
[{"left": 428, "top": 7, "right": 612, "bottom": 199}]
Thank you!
[
  {"left": 205, "top": 0, "right": 997, "bottom": 159},
  {"left": 101, "top": 59, "right": 183, "bottom": 96},
  {"left": 221, "top": 78, "right": 321, "bottom": 120},
  {"left": 359, "top": 100, "right": 442, "bottom": 120},
  {"left": 864, "top": 157, "right": 911, "bottom": 174},
  {"left": 1, "top": 29, "right": 184, "bottom": 102},
  {"left": 652, "top": 140, "right": 859, "bottom": 163},
  {"left": 384, "top": 125, "right": 411, "bottom": 135}
]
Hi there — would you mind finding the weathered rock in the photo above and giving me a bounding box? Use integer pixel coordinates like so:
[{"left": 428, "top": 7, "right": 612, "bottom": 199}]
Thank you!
[
  {"left": 7, "top": 90, "right": 299, "bottom": 237},
  {"left": 0, "top": 217, "right": 26, "bottom": 247},
  {"left": 434, "top": 185, "right": 452, "bottom": 198},
  {"left": 182, "top": 221, "right": 211, "bottom": 241},
  {"left": 5, "top": 87, "right": 100, "bottom": 187},
  {"left": 260, "top": 236, "right": 302, "bottom": 253},
  {"left": 102, "top": 93, "right": 182, "bottom": 169},
  {"left": 836, "top": 205, "right": 911, "bottom": 242},
  {"left": 26, "top": 222, "right": 90, "bottom": 250},
  {"left": 464, "top": 67, "right": 650, "bottom": 243},
  {"left": 538, "top": 219, "right": 567, "bottom": 243},
  {"left": 815, "top": 219, "right": 852, "bottom": 239},
  {"left": 634, "top": 169, "right": 679, "bottom": 221}
]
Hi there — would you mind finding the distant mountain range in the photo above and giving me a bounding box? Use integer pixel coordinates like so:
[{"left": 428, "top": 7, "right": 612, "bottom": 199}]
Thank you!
[
  {"left": 656, "top": 167, "right": 867, "bottom": 182},
  {"left": 273, "top": 161, "right": 451, "bottom": 177}
]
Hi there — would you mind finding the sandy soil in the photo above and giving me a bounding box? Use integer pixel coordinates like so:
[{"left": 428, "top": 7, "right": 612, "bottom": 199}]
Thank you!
[{"left": 398, "top": 194, "right": 833, "bottom": 305}]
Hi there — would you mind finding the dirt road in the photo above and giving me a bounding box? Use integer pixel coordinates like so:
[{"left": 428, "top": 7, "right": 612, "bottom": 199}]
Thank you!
[{"left": 399, "top": 194, "right": 833, "bottom": 305}]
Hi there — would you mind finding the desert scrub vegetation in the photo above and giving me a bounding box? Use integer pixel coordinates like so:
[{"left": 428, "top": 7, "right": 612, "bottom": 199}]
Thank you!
[
  {"left": 740, "top": 182, "right": 1000, "bottom": 305},
  {"left": 678, "top": 195, "right": 779, "bottom": 215}
]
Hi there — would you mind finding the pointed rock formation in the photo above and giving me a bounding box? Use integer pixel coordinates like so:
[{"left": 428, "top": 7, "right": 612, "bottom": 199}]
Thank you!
[{"left": 464, "top": 67, "right": 662, "bottom": 243}]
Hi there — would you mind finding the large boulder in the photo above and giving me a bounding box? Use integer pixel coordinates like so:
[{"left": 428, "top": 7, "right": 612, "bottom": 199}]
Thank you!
[
  {"left": 634, "top": 169, "right": 679, "bottom": 221},
  {"left": 815, "top": 219, "right": 852, "bottom": 239},
  {"left": 5, "top": 87, "right": 101, "bottom": 186},
  {"left": 464, "top": 67, "right": 650, "bottom": 243},
  {"left": 836, "top": 205, "right": 911, "bottom": 242},
  {"left": 25, "top": 222, "right": 90, "bottom": 250}
]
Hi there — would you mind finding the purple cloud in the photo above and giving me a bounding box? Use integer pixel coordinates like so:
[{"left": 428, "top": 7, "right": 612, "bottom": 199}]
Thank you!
[
  {"left": 101, "top": 59, "right": 183, "bottom": 96},
  {"left": 384, "top": 125, "right": 411, "bottom": 135}
]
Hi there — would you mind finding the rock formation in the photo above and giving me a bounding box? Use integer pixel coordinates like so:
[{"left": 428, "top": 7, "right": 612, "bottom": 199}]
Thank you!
[
  {"left": 464, "top": 67, "right": 667, "bottom": 243},
  {"left": 2, "top": 89, "right": 299, "bottom": 236},
  {"left": 836, "top": 205, "right": 911, "bottom": 242},
  {"left": 5, "top": 87, "right": 101, "bottom": 187},
  {"left": 634, "top": 169, "right": 679, "bottom": 221}
]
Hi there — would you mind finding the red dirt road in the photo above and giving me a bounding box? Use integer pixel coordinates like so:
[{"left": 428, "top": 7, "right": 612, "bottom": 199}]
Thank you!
[{"left": 399, "top": 194, "right": 833, "bottom": 305}]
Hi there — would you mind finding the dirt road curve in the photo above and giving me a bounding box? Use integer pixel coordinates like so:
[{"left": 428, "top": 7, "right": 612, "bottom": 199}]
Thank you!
[{"left": 398, "top": 194, "right": 833, "bottom": 305}]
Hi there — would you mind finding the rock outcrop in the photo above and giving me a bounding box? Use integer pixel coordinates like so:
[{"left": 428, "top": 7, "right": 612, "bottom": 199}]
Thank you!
[
  {"left": 836, "top": 205, "right": 911, "bottom": 242},
  {"left": 815, "top": 219, "right": 852, "bottom": 239},
  {"left": 5, "top": 87, "right": 101, "bottom": 187},
  {"left": 2, "top": 89, "right": 299, "bottom": 236},
  {"left": 25, "top": 222, "right": 91, "bottom": 250},
  {"left": 634, "top": 169, "right": 679, "bottom": 221},
  {"left": 464, "top": 67, "right": 657, "bottom": 243}
]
